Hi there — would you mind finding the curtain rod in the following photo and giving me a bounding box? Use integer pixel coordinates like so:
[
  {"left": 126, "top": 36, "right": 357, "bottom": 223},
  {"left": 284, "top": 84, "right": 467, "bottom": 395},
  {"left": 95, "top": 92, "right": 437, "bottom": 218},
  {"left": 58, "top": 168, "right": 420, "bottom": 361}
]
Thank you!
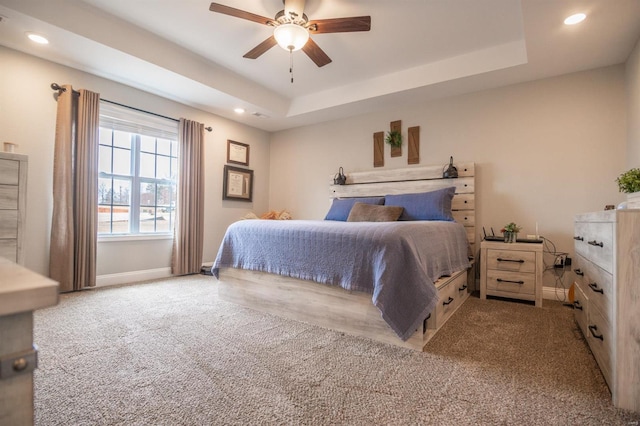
[{"left": 50, "top": 83, "right": 213, "bottom": 132}]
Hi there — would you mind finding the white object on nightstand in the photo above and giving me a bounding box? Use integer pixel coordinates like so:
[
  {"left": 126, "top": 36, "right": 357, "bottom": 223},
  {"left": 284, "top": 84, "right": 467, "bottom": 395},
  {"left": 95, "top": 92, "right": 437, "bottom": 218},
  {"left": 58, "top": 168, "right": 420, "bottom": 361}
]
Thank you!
[{"left": 480, "top": 240, "right": 543, "bottom": 307}]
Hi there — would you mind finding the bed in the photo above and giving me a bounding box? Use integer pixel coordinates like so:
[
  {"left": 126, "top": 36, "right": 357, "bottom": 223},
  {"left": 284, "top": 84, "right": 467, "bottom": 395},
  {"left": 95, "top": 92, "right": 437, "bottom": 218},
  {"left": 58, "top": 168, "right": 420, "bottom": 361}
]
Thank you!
[{"left": 212, "top": 163, "right": 476, "bottom": 351}]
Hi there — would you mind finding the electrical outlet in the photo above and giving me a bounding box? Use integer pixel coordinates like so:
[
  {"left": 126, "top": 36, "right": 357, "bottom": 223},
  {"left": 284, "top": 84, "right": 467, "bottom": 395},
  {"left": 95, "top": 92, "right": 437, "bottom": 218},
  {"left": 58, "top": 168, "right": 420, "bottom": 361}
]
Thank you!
[{"left": 554, "top": 254, "right": 566, "bottom": 268}]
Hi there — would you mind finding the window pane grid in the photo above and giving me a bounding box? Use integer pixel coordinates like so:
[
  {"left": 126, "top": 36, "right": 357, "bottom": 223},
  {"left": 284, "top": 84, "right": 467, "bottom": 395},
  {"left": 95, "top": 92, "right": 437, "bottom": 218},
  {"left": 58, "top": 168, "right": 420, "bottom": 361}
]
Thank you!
[{"left": 98, "top": 127, "right": 177, "bottom": 236}]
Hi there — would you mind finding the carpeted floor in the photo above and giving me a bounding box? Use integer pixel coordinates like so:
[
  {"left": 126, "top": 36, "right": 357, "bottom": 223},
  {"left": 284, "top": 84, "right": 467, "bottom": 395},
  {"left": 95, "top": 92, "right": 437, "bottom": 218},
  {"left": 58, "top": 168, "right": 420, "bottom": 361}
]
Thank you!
[{"left": 33, "top": 275, "right": 640, "bottom": 425}]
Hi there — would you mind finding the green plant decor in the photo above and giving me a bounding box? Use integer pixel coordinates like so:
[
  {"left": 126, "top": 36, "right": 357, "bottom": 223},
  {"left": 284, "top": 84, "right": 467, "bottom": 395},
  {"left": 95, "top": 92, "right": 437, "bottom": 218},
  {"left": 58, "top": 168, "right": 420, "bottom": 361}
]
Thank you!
[
  {"left": 501, "top": 222, "right": 522, "bottom": 233},
  {"left": 616, "top": 168, "right": 640, "bottom": 193},
  {"left": 385, "top": 130, "right": 402, "bottom": 148}
]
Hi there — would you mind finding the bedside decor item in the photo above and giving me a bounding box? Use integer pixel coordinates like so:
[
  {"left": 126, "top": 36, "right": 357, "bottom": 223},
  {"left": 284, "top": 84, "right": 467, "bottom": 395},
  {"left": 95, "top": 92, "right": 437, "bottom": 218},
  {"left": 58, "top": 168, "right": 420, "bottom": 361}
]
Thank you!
[
  {"left": 227, "top": 140, "right": 249, "bottom": 166},
  {"left": 501, "top": 222, "right": 521, "bottom": 243},
  {"left": 616, "top": 168, "right": 640, "bottom": 208},
  {"left": 333, "top": 167, "right": 347, "bottom": 185},
  {"left": 443, "top": 156, "right": 458, "bottom": 178},
  {"left": 223, "top": 165, "right": 253, "bottom": 202},
  {"left": 3, "top": 142, "right": 17, "bottom": 153}
]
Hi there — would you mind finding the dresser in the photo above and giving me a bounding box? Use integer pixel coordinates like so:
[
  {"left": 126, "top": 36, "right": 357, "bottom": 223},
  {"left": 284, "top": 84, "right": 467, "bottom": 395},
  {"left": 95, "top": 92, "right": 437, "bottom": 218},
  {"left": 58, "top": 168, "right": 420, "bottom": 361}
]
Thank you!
[
  {"left": 573, "top": 210, "right": 640, "bottom": 413},
  {"left": 0, "top": 153, "right": 27, "bottom": 264},
  {"left": 480, "top": 240, "right": 543, "bottom": 307},
  {"left": 0, "top": 258, "right": 58, "bottom": 425}
]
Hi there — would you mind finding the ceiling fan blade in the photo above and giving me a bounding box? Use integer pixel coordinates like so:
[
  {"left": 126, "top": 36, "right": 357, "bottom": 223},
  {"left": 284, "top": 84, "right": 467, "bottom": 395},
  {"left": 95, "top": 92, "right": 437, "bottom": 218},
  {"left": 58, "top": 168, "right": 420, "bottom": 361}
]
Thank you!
[
  {"left": 308, "top": 16, "right": 371, "bottom": 33},
  {"left": 302, "top": 38, "right": 332, "bottom": 67},
  {"left": 243, "top": 36, "right": 278, "bottom": 59},
  {"left": 209, "top": 3, "right": 273, "bottom": 25}
]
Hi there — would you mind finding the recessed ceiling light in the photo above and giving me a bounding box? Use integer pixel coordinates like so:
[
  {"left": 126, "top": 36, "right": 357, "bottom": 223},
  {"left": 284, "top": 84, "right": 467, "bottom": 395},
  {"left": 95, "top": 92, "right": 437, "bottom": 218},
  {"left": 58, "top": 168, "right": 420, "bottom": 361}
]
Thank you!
[
  {"left": 234, "top": 108, "right": 245, "bottom": 114},
  {"left": 27, "top": 32, "right": 49, "bottom": 44},
  {"left": 564, "top": 13, "right": 586, "bottom": 25}
]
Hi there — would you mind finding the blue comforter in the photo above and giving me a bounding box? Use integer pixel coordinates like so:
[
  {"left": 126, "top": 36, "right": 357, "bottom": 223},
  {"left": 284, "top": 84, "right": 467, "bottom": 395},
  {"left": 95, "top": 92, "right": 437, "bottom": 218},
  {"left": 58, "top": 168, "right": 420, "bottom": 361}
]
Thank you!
[{"left": 212, "top": 220, "right": 471, "bottom": 341}]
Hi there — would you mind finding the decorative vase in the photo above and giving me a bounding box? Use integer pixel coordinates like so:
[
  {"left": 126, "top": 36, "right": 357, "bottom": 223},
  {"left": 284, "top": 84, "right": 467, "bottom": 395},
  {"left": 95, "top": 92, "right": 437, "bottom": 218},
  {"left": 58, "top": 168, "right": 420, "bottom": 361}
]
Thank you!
[
  {"left": 504, "top": 232, "right": 517, "bottom": 243},
  {"left": 627, "top": 191, "right": 640, "bottom": 209}
]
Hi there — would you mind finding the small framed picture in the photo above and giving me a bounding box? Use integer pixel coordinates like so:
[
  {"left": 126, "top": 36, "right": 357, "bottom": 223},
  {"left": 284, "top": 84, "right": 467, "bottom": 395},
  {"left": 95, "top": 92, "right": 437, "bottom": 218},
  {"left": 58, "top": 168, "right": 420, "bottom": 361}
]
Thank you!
[
  {"left": 223, "top": 165, "right": 253, "bottom": 202},
  {"left": 227, "top": 140, "right": 250, "bottom": 166}
]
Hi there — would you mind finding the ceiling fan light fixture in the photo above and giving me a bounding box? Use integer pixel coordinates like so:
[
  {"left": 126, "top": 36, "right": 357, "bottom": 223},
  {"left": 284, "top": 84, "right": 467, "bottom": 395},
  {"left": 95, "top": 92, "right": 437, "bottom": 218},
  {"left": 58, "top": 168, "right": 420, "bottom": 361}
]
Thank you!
[{"left": 273, "top": 23, "right": 309, "bottom": 51}]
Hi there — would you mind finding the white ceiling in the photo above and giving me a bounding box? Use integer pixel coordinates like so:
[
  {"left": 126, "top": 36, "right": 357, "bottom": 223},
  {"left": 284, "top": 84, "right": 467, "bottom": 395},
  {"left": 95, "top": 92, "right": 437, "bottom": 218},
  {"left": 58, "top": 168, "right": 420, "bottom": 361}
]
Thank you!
[{"left": 1, "top": 0, "right": 639, "bottom": 132}]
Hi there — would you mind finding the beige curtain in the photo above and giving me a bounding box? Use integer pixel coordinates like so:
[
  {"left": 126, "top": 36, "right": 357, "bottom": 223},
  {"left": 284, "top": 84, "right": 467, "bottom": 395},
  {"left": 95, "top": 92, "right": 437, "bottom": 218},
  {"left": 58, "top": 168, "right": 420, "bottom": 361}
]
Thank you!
[
  {"left": 171, "top": 119, "right": 205, "bottom": 275},
  {"left": 50, "top": 86, "right": 100, "bottom": 292}
]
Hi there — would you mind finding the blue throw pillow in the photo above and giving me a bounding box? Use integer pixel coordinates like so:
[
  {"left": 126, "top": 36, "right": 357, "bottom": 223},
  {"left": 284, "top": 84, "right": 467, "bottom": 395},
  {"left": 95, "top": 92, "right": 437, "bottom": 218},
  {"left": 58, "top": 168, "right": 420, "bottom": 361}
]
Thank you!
[
  {"left": 324, "top": 197, "right": 385, "bottom": 221},
  {"left": 384, "top": 187, "right": 456, "bottom": 221}
]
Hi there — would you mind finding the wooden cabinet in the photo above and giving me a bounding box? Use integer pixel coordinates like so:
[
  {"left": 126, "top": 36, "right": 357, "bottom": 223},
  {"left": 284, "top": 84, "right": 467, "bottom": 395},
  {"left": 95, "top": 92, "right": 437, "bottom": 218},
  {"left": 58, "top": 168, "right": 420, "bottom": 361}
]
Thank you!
[
  {"left": 0, "top": 153, "right": 27, "bottom": 264},
  {"left": 0, "top": 258, "right": 58, "bottom": 425},
  {"left": 480, "top": 240, "right": 543, "bottom": 307},
  {"left": 573, "top": 210, "right": 640, "bottom": 413}
]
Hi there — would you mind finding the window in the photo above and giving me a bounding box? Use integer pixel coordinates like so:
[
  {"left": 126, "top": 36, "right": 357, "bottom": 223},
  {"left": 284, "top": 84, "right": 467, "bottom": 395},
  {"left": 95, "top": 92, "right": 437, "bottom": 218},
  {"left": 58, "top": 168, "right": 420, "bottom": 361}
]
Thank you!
[{"left": 98, "top": 102, "right": 178, "bottom": 236}]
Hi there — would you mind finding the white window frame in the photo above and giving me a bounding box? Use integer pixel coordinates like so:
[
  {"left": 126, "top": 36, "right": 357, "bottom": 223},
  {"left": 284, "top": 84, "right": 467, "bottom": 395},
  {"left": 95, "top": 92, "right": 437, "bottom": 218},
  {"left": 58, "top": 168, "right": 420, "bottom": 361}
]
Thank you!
[{"left": 98, "top": 101, "right": 178, "bottom": 240}]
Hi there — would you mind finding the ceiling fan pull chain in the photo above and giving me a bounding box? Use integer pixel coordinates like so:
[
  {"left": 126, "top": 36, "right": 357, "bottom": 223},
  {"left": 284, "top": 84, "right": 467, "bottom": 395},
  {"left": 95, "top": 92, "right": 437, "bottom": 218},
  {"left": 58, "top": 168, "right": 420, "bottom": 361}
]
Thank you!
[{"left": 289, "top": 48, "right": 294, "bottom": 83}]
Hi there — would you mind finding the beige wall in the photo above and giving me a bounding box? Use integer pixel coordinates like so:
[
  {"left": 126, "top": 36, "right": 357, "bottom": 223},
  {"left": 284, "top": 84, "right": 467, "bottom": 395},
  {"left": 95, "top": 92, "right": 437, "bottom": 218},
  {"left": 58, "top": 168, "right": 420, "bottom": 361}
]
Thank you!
[
  {"left": 0, "top": 46, "right": 270, "bottom": 277},
  {"left": 627, "top": 37, "right": 640, "bottom": 167},
  {"left": 269, "top": 65, "right": 627, "bottom": 288}
]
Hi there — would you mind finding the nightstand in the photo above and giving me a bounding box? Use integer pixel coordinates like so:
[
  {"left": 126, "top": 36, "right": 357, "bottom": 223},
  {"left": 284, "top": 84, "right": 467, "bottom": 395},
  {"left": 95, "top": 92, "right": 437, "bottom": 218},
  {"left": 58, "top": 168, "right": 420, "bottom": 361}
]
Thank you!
[{"left": 480, "top": 240, "right": 543, "bottom": 307}]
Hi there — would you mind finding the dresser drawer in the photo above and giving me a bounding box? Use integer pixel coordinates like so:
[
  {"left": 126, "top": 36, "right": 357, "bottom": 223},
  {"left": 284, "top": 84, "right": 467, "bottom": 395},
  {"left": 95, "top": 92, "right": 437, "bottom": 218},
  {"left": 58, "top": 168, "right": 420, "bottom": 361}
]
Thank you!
[
  {"left": 486, "top": 270, "right": 535, "bottom": 296},
  {"left": 0, "top": 159, "right": 19, "bottom": 185},
  {"left": 0, "top": 239, "right": 17, "bottom": 262},
  {"left": 0, "top": 211, "right": 18, "bottom": 238},
  {"left": 486, "top": 249, "right": 536, "bottom": 273},
  {"left": 582, "top": 261, "right": 613, "bottom": 323},
  {"left": 587, "top": 307, "right": 613, "bottom": 388},
  {"left": 583, "top": 222, "right": 613, "bottom": 273},
  {"left": 0, "top": 185, "right": 19, "bottom": 210},
  {"left": 573, "top": 283, "right": 588, "bottom": 337}
]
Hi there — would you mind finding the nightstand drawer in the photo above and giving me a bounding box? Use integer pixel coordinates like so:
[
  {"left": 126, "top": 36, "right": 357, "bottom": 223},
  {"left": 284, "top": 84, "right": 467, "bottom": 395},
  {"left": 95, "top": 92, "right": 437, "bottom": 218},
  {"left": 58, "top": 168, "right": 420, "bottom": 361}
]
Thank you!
[
  {"left": 486, "top": 249, "right": 536, "bottom": 273},
  {"left": 486, "top": 270, "right": 535, "bottom": 296}
]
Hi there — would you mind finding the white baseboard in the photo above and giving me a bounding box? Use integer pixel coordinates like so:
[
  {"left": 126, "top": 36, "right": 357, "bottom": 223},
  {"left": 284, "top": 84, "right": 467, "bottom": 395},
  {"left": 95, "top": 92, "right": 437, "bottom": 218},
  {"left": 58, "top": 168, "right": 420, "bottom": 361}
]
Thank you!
[
  {"left": 96, "top": 267, "right": 172, "bottom": 287},
  {"left": 543, "top": 286, "right": 569, "bottom": 301}
]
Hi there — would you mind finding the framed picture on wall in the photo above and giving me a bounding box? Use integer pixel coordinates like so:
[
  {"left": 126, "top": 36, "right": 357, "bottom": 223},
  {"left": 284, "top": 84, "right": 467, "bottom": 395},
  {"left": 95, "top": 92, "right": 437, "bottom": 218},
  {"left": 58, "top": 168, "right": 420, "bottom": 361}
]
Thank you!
[
  {"left": 223, "top": 165, "right": 253, "bottom": 202},
  {"left": 227, "top": 140, "right": 250, "bottom": 166}
]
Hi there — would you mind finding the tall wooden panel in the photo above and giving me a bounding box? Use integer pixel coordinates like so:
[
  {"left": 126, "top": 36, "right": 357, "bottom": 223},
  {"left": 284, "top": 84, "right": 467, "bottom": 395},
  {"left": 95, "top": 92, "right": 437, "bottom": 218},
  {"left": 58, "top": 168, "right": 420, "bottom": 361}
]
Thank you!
[
  {"left": 373, "top": 132, "right": 384, "bottom": 167},
  {"left": 408, "top": 126, "right": 420, "bottom": 165},
  {"left": 390, "top": 120, "right": 401, "bottom": 158}
]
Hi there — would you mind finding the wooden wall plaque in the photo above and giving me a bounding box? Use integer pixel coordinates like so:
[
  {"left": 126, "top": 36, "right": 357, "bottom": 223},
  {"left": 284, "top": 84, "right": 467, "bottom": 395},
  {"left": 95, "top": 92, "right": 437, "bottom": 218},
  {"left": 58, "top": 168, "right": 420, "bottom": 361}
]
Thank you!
[
  {"left": 390, "top": 120, "right": 402, "bottom": 157},
  {"left": 408, "top": 126, "right": 420, "bottom": 165},
  {"left": 373, "top": 131, "right": 384, "bottom": 167}
]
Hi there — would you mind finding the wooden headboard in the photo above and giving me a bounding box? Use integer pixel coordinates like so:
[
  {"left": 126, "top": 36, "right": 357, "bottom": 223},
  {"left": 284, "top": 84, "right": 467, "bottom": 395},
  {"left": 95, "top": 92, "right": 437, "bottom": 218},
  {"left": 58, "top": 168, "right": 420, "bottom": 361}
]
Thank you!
[{"left": 328, "top": 163, "right": 476, "bottom": 250}]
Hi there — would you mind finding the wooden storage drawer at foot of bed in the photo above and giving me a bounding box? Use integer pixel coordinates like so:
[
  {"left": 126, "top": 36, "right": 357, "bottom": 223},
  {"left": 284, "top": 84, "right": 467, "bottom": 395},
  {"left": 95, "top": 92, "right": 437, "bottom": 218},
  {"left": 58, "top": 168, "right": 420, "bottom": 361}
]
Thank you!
[
  {"left": 485, "top": 270, "right": 535, "bottom": 300},
  {"left": 426, "top": 272, "right": 469, "bottom": 331},
  {"left": 587, "top": 307, "right": 613, "bottom": 388}
]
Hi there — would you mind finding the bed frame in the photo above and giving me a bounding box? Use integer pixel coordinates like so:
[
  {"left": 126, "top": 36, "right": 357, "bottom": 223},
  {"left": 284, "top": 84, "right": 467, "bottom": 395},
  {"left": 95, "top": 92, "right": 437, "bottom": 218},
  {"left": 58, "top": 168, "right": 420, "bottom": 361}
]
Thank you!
[{"left": 217, "top": 163, "right": 476, "bottom": 351}]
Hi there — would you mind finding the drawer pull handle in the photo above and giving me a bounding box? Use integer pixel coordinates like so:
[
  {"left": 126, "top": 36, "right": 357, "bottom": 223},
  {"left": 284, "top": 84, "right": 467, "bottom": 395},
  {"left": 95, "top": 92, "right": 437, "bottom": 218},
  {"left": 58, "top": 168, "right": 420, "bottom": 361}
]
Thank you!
[
  {"left": 588, "top": 325, "right": 604, "bottom": 341},
  {"left": 588, "top": 283, "right": 604, "bottom": 294},
  {"left": 574, "top": 269, "right": 584, "bottom": 276},
  {"left": 496, "top": 278, "right": 525, "bottom": 285},
  {"left": 496, "top": 258, "right": 525, "bottom": 263},
  {"left": 12, "top": 358, "right": 28, "bottom": 372},
  {"left": 588, "top": 240, "right": 604, "bottom": 248},
  {"left": 442, "top": 297, "right": 454, "bottom": 306},
  {"left": 573, "top": 236, "right": 584, "bottom": 241},
  {"left": 573, "top": 301, "right": 583, "bottom": 311},
  {"left": 458, "top": 284, "right": 468, "bottom": 292}
]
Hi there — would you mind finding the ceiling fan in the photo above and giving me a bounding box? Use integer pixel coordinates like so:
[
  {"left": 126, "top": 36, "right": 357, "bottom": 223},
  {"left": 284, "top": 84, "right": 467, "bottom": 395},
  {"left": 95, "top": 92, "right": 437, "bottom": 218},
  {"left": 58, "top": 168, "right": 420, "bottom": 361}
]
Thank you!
[{"left": 209, "top": 1, "right": 371, "bottom": 69}]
